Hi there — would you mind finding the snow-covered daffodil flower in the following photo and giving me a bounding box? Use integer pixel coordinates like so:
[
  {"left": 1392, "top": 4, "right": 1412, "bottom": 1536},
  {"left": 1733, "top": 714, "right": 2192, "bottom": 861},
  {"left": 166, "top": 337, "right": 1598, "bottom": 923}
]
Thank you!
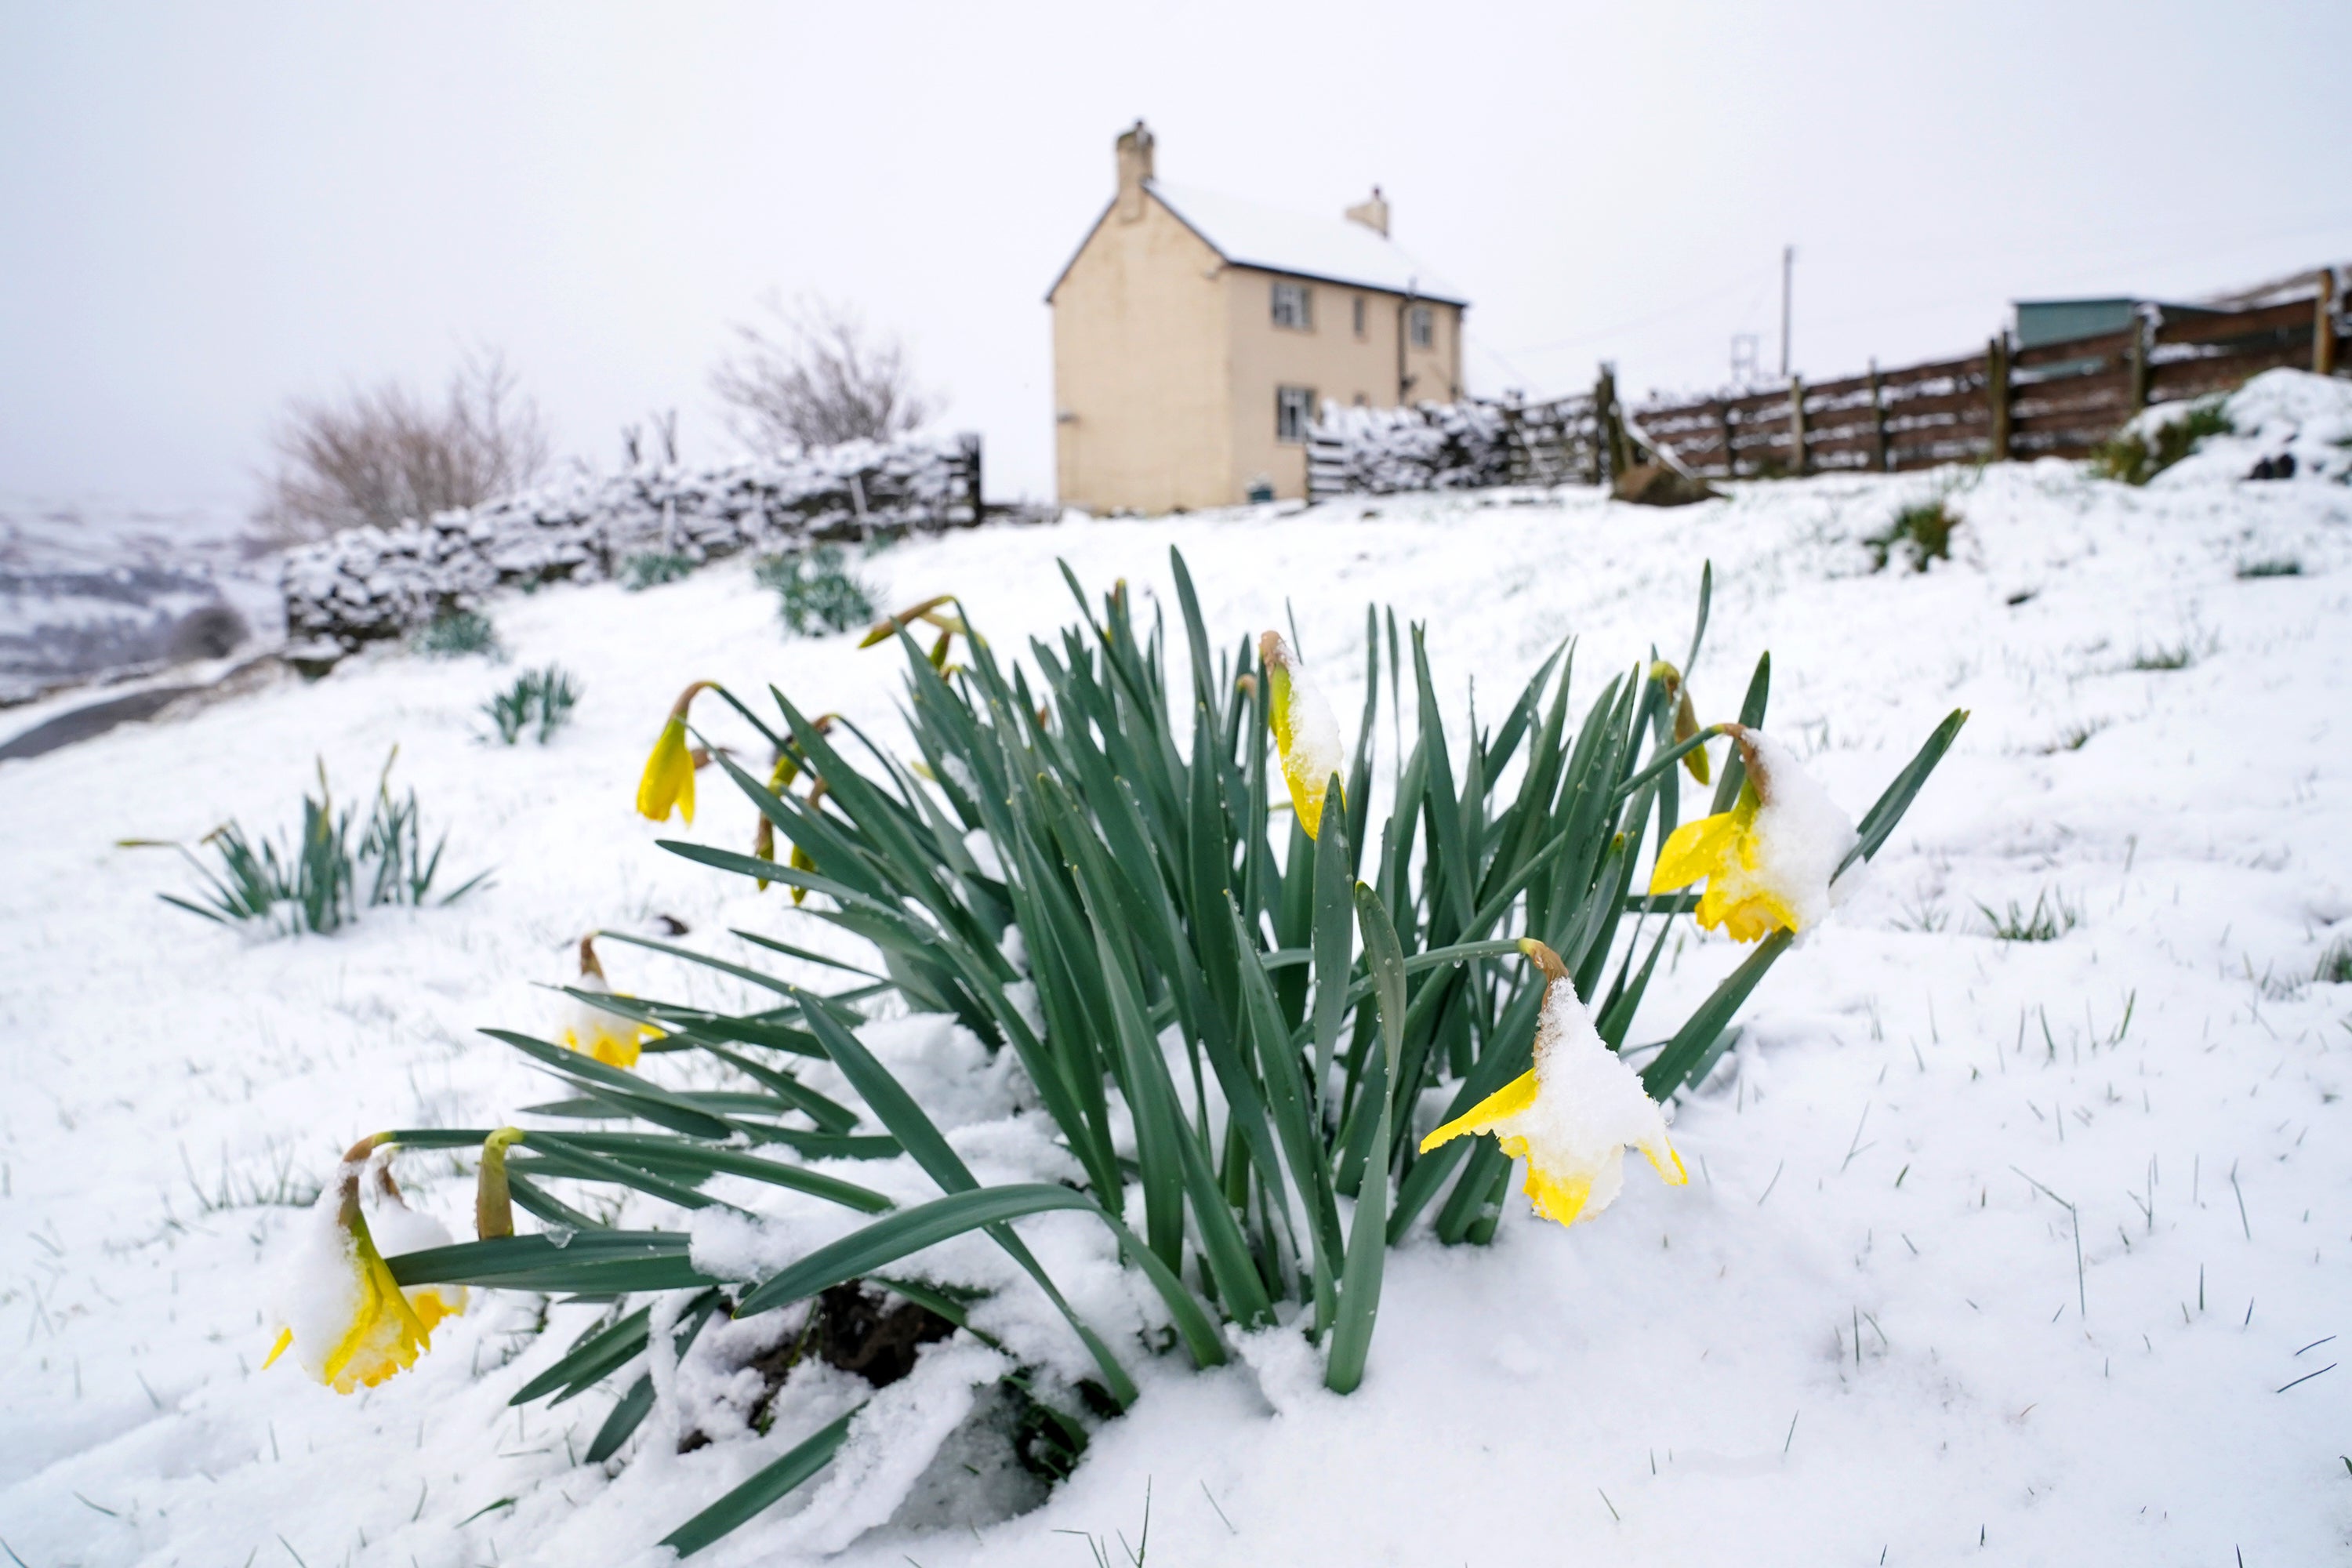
[
  {"left": 561, "top": 936, "right": 662, "bottom": 1069},
  {"left": 264, "top": 1138, "right": 459, "bottom": 1392},
  {"left": 1258, "top": 630, "right": 1345, "bottom": 839},
  {"left": 1649, "top": 724, "right": 1857, "bottom": 942},
  {"left": 1420, "top": 940, "right": 1686, "bottom": 1228},
  {"left": 637, "top": 681, "right": 716, "bottom": 824}
]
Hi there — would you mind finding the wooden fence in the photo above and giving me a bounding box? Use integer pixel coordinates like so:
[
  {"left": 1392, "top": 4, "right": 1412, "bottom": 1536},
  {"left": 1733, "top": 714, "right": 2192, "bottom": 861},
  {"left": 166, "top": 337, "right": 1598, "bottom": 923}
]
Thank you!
[
  {"left": 1309, "top": 267, "right": 2343, "bottom": 499},
  {"left": 1629, "top": 270, "right": 2344, "bottom": 479}
]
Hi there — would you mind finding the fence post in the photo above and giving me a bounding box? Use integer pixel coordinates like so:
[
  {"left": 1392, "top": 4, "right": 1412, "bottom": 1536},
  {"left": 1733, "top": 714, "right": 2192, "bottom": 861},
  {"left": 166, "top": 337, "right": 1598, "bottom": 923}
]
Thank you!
[
  {"left": 1867, "top": 360, "right": 1889, "bottom": 473},
  {"left": 1986, "top": 337, "right": 2010, "bottom": 462},
  {"left": 2318, "top": 269, "right": 2339, "bottom": 378},
  {"left": 1589, "top": 366, "right": 1611, "bottom": 485},
  {"left": 958, "top": 433, "right": 983, "bottom": 526},
  {"left": 1719, "top": 401, "right": 1737, "bottom": 480},
  {"left": 1788, "top": 376, "right": 1807, "bottom": 476},
  {"left": 2125, "top": 311, "right": 2149, "bottom": 415}
]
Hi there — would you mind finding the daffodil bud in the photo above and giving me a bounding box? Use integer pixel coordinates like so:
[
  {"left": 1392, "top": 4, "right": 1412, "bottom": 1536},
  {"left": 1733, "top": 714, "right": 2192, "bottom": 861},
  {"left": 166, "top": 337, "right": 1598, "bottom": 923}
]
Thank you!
[
  {"left": 1648, "top": 660, "right": 1712, "bottom": 785},
  {"left": 1419, "top": 952, "right": 1685, "bottom": 1229},
  {"left": 637, "top": 681, "right": 715, "bottom": 824},
  {"left": 1258, "top": 630, "right": 1345, "bottom": 840},
  {"left": 476, "top": 1127, "right": 526, "bottom": 1240},
  {"left": 1649, "top": 724, "right": 1858, "bottom": 942}
]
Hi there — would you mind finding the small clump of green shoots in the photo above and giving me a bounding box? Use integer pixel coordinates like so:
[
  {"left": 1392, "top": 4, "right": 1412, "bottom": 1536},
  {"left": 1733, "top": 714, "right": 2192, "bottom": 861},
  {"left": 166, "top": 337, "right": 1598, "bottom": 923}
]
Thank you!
[
  {"left": 125, "top": 753, "right": 492, "bottom": 935},
  {"left": 1976, "top": 889, "right": 2081, "bottom": 942},
  {"left": 2092, "top": 397, "right": 2232, "bottom": 486},
  {"left": 2235, "top": 557, "right": 2302, "bottom": 579},
  {"left": 1865, "top": 499, "right": 1960, "bottom": 573},
  {"left": 481, "top": 664, "right": 581, "bottom": 745},
  {"left": 756, "top": 545, "right": 876, "bottom": 637},
  {"left": 622, "top": 551, "right": 700, "bottom": 591},
  {"left": 412, "top": 607, "right": 501, "bottom": 659}
]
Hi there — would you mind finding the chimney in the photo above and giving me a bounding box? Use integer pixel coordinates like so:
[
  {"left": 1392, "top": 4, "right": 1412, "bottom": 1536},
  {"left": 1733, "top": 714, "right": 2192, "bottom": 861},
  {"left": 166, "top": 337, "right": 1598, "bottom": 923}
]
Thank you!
[
  {"left": 1115, "top": 120, "right": 1155, "bottom": 223},
  {"left": 1345, "top": 185, "right": 1389, "bottom": 238}
]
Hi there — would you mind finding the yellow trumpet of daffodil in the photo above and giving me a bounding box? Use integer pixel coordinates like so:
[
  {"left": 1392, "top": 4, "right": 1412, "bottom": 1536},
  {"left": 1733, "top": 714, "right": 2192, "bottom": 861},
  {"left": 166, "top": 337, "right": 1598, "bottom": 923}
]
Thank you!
[
  {"left": 637, "top": 681, "right": 717, "bottom": 824},
  {"left": 263, "top": 1137, "right": 458, "bottom": 1392},
  {"left": 1648, "top": 724, "right": 1858, "bottom": 943},
  {"left": 1258, "top": 630, "right": 1345, "bottom": 840},
  {"left": 1419, "top": 941, "right": 1686, "bottom": 1228},
  {"left": 1646, "top": 660, "right": 1712, "bottom": 786},
  {"left": 560, "top": 937, "right": 662, "bottom": 1069}
]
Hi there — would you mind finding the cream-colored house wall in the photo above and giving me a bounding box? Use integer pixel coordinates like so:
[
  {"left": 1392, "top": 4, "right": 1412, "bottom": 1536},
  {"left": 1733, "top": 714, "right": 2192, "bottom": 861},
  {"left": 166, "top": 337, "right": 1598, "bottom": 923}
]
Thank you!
[
  {"left": 1224, "top": 265, "right": 1464, "bottom": 502},
  {"left": 1050, "top": 196, "right": 1233, "bottom": 514}
]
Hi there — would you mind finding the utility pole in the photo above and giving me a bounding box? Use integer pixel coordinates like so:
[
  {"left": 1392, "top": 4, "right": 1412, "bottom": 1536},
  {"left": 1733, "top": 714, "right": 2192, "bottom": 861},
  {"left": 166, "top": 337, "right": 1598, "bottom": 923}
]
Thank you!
[{"left": 1779, "top": 245, "right": 1795, "bottom": 379}]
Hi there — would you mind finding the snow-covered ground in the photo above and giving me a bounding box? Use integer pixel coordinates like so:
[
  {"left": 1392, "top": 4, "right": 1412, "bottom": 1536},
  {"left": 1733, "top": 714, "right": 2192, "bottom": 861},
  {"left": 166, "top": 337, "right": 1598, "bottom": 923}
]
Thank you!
[
  {"left": 0, "top": 493, "right": 281, "bottom": 715},
  {"left": 3, "top": 417, "right": 2349, "bottom": 1564}
]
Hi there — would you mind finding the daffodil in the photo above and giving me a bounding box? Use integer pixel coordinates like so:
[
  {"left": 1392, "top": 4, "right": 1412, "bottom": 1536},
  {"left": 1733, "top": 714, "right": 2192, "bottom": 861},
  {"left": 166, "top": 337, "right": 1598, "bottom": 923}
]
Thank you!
[
  {"left": 1419, "top": 941, "right": 1686, "bottom": 1228},
  {"left": 1258, "top": 630, "right": 1345, "bottom": 839},
  {"left": 1649, "top": 724, "right": 1858, "bottom": 942},
  {"left": 637, "top": 681, "right": 715, "bottom": 824},
  {"left": 561, "top": 936, "right": 662, "bottom": 1069},
  {"left": 264, "top": 1137, "right": 456, "bottom": 1392}
]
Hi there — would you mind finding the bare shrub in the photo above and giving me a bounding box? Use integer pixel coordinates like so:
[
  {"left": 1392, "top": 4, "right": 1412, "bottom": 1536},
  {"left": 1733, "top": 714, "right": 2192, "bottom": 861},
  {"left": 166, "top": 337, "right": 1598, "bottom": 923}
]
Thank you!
[
  {"left": 710, "top": 296, "right": 935, "bottom": 456},
  {"left": 257, "top": 351, "right": 550, "bottom": 544}
]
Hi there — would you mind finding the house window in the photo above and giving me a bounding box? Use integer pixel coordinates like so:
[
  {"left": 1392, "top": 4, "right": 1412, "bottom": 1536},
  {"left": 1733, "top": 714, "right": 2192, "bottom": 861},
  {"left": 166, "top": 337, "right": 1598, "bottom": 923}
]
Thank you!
[
  {"left": 1410, "top": 304, "right": 1434, "bottom": 350},
  {"left": 1272, "top": 281, "right": 1312, "bottom": 330},
  {"left": 1352, "top": 295, "right": 1367, "bottom": 337},
  {"left": 1276, "top": 385, "right": 1316, "bottom": 443}
]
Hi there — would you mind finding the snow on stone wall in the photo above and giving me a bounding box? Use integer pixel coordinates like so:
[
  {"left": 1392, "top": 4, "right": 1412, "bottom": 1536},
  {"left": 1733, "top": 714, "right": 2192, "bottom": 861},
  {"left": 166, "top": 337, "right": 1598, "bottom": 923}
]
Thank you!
[
  {"left": 281, "top": 437, "right": 978, "bottom": 646},
  {"left": 1306, "top": 402, "right": 1515, "bottom": 496}
]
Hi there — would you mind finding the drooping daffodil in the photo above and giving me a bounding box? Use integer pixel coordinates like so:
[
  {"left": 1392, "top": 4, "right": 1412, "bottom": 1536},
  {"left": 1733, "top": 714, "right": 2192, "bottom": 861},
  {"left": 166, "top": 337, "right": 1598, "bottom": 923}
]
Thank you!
[
  {"left": 1420, "top": 940, "right": 1686, "bottom": 1228},
  {"left": 561, "top": 936, "right": 662, "bottom": 1069},
  {"left": 637, "top": 680, "right": 717, "bottom": 824},
  {"left": 861, "top": 596, "right": 970, "bottom": 671},
  {"left": 264, "top": 1137, "right": 460, "bottom": 1392},
  {"left": 1649, "top": 724, "right": 1858, "bottom": 942},
  {"left": 1258, "top": 630, "right": 1345, "bottom": 839}
]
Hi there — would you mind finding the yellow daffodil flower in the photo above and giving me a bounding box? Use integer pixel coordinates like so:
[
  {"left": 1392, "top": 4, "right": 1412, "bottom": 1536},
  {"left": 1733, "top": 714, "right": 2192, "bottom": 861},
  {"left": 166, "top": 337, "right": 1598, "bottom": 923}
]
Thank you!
[
  {"left": 1419, "top": 941, "right": 1686, "bottom": 1228},
  {"left": 637, "top": 681, "right": 716, "bottom": 824},
  {"left": 561, "top": 936, "right": 662, "bottom": 1069},
  {"left": 1649, "top": 724, "right": 1858, "bottom": 942},
  {"left": 1646, "top": 660, "right": 1712, "bottom": 785},
  {"left": 264, "top": 1137, "right": 456, "bottom": 1392},
  {"left": 1258, "top": 630, "right": 1345, "bottom": 839}
]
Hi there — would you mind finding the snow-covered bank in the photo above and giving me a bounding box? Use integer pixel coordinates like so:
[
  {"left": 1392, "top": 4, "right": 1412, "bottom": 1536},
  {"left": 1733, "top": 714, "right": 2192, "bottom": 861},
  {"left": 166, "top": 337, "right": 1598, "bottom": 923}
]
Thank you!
[{"left": 2, "top": 445, "right": 2348, "bottom": 1565}]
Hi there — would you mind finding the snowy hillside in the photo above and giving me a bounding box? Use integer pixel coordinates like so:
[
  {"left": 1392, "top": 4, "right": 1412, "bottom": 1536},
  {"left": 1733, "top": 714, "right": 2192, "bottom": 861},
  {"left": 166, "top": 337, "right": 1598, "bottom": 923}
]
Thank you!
[{"left": 2, "top": 419, "right": 2348, "bottom": 1563}]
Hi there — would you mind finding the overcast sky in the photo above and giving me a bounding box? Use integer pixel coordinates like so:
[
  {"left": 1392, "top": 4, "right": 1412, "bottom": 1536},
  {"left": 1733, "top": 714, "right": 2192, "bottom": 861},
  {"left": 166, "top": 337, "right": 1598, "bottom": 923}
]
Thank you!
[{"left": 4, "top": 1, "right": 2347, "bottom": 515}]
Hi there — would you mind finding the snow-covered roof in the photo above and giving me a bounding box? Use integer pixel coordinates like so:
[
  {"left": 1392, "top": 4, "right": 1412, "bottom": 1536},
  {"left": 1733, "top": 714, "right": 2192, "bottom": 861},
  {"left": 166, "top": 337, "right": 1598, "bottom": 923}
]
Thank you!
[
  {"left": 1045, "top": 179, "right": 1469, "bottom": 307},
  {"left": 1145, "top": 179, "right": 1468, "bottom": 307}
]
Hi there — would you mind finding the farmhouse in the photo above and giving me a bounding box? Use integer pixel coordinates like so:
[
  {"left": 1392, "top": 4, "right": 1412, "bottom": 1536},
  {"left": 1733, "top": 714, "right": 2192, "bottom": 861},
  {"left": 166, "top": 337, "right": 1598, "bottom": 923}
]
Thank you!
[{"left": 1047, "top": 122, "right": 1468, "bottom": 512}]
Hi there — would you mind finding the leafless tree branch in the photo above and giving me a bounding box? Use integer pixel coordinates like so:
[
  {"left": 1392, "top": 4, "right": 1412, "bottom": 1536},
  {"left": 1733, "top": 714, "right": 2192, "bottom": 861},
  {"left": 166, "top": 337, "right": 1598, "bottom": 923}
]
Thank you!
[
  {"left": 710, "top": 296, "right": 935, "bottom": 456},
  {"left": 256, "top": 350, "right": 551, "bottom": 543}
]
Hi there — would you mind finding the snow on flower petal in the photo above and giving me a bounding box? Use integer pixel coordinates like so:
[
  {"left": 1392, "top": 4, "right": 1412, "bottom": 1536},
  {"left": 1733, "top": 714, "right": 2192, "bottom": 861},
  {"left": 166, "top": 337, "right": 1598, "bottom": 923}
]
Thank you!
[
  {"left": 561, "top": 937, "right": 660, "bottom": 1069},
  {"left": 266, "top": 1138, "right": 442, "bottom": 1394},
  {"left": 1649, "top": 724, "right": 1857, "bottom": 942},
  {"left": 1418, "top": 942, "right": 1684, "bottom": 1229},
  {"left": 1258, "top": 630, "right": 1345, "bottom": 839}
]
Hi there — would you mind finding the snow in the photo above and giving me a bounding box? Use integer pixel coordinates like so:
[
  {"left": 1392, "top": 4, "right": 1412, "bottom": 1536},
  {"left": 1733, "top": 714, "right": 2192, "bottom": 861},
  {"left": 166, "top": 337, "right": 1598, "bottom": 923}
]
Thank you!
[
  {"left": 2, "top": 445, "right": 2350, "bottom": 1564},
  {"left": 2139, "top": 366, "right": 2352, "bottom": 488},
  {"left": 1146, "top": 178, "right": 1468, "bottom": 306},
  {"left": 1744, "top": 725, "right": 1864, "bottom": 935},
  {"left": 1461, "top": 977, "right": 1680, "bottom": 1225}
]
